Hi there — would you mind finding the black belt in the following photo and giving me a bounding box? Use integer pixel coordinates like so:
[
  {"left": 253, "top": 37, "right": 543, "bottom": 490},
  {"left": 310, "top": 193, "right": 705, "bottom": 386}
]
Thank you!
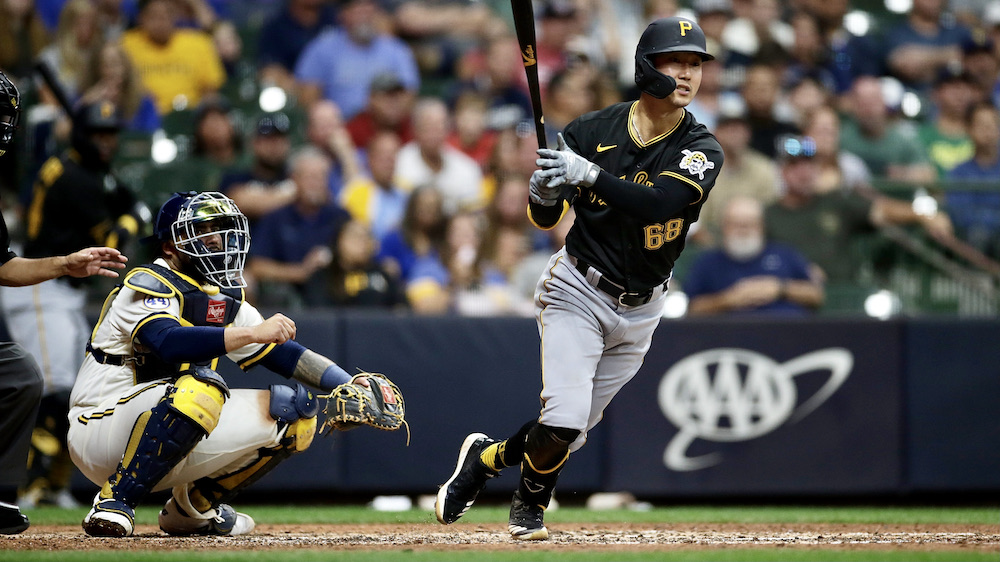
[
  {"left": 86, "top": 343, "right": 141, "bottom": 366},
  {"left": 572, "top": 259, "right": 661, "bottom": 307}
]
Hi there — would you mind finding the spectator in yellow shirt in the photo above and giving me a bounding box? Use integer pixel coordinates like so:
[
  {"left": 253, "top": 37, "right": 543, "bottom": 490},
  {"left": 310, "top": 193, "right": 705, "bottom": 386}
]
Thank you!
[{"left": 121, "top": 0, "right": 225, "bottom": 115}]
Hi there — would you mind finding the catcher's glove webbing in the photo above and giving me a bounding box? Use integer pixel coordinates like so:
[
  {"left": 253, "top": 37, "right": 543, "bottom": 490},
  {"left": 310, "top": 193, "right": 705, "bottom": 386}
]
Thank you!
[{"left": 320, "top": 373, "right": 409, "bottom": 444}]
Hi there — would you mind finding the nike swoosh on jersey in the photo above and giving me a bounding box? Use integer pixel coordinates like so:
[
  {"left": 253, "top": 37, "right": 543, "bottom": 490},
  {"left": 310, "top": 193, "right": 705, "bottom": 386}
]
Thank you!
[{"left": 596, "top": 143, "right": 617, "bottom": 152}]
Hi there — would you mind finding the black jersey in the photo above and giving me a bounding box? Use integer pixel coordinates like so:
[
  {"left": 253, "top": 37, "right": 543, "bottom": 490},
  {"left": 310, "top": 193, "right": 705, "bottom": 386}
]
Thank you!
[
  {"left": 561, "top": 101, "right": 723, "bottom": 293},
  {"left": 23, "top": 151, "right": 136, "bottom": 260},
  {"left": 0, "top": 213, "right": 16, "bottom": 265}
]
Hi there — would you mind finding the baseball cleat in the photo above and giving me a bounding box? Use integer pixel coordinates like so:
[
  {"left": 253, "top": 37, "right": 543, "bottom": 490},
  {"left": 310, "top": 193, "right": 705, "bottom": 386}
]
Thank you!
[
  {"left": 0, "top": 502, "right": 30, "bottom": 535},
  {"left": 508, "top": 490, "right": 548, "bottom": 540},
  {"left": 435, "top": 432, "right": 499, "bottom": 524},
  {"left": 158, "top": 498, "right": 256, "bottom": 536},
  {"left": 82, "top": 494, "right": 135, "bottom": 537}
]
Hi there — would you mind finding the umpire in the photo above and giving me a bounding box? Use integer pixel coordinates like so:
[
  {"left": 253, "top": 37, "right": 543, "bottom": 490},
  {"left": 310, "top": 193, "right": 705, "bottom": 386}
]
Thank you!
[
  {"left": 0, "top": 70, "right": 128, "bottom": 534},
  {"left": 436, "top": 17, "right": 724, "bottom": 539}
]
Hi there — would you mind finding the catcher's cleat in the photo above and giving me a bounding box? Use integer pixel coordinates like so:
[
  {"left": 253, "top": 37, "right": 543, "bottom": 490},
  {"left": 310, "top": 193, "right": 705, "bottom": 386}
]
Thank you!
[
  {"left": 0, "top": 502, "right": 30, "bottom": 535},
  {"left": 158, "top": 498, "right": 256, "bottom": 536},
  {"left": 82, "top": 494, "right": 135, "bottom": 537},
  {"left": 435, "top": 432, "right": 499, "bottom": 524},
  {"left": 508, "top": 490, "right": 549, "bottom": 540}
]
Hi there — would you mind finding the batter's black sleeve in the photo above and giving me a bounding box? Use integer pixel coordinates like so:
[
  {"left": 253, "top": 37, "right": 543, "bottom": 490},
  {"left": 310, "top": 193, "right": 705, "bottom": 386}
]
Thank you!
[
  {"left": 588, "top": 171, "right": 701, "bottom": 223},
  {"left": 527, "top": 199, "right": 569, "bottom": 230},
  {"left": 0, "top": 214, "right": 16, "bottom": 265}
]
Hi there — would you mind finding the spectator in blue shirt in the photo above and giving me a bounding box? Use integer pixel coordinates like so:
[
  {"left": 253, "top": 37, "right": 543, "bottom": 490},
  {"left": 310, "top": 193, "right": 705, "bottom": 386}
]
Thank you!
[
  {"left": 945, "top": 102, "right": 1000, "bottom": 258},
  {"left": 257, "top": 0, "right": 338, "bottom": 93},
  {"left": 377, "top": 184, "right": 447, "bottom": 284},
  {"left": 247, "top": 146, "right": 350, "bottom": 306},
  {"left": 948, "top": 102, "right": 1000, "bottom": 181},
  {"left": 294, "top": 0, "right": 419, "bottom": 119},
  {"left": 883, "top": 0, "right": 972, "bottom": 95},
  {"left": 684, "top": 196, "right": 825, "bottom": 316}
]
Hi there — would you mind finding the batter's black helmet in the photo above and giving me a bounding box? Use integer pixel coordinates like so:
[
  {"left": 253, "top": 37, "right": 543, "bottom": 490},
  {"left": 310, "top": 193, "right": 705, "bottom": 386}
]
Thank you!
[
  {"left": 71, "top": 100, "right": 124, "bottom": 166},
  {"left": 635, "top": 17, "right": 715, "bottom": 99},
  {"left": 0, "top": 70, "right": 21, "bottom": 157},
  {"left": 73, "top": 101, "right": 124, "bottom": 133}
]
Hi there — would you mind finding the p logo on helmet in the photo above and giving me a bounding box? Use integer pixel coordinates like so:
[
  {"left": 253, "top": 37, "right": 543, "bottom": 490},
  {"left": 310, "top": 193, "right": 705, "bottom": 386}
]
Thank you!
[{"left": 634, "top": 16, "right": 715, "bottom": 99}]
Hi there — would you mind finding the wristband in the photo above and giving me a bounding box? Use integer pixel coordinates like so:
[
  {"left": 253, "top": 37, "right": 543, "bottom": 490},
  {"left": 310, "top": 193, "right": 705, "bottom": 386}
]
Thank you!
[
  {"left": 582, "top": 163, "right": 601, "bottom": 187},
  {"left": 319, "top": 363, "right": 351, "bottom": 391}
]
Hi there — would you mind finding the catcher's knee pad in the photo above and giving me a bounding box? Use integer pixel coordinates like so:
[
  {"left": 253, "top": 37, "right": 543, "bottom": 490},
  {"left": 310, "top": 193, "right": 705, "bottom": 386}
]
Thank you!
[
  {"left": 268, "top": 384, "right": 319, "bottom": 423},
  {"left": 523, "top": 424, "right": 579, "bottom": 472},
  {"left": 269, "top": 384, "right": 319, "bottom": 454},
  {"left": 169, "top": 367, "right": 229, "bottom": 434}
]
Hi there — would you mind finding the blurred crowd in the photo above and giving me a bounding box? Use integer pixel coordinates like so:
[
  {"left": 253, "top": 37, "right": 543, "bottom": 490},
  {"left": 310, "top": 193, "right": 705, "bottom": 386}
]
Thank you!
[{"left": 1, "top": 0, "right": 999, "bottom": 317}]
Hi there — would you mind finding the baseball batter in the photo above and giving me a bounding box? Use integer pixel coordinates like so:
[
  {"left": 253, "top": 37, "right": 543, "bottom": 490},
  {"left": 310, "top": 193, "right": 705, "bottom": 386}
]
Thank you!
[
  {"left": 0, "top": 70, "right": 128, "bottom": 535},
  {"left": 436, "top": 17, "right": 723, "bottom": 540},
  {"left": 69, "top": 191, "right": 362, "bottom": 538}
]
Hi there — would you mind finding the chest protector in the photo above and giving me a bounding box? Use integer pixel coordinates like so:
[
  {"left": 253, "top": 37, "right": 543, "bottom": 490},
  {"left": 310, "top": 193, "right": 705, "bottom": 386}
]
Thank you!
[{"left": 122, "top": 264, "right": 244, "bottom": 383}]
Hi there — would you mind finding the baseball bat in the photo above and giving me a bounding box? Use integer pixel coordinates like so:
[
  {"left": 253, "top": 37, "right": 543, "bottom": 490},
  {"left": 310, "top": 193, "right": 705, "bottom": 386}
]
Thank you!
[
  {"left": 509, "top": 0, "right": 547, "bottom": 149},
  {"left": 35, "top": 60, "right": 76, "bottom": 119}
]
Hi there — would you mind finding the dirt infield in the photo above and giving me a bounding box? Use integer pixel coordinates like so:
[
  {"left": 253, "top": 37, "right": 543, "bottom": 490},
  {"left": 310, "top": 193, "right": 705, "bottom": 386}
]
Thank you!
[{"left": 5, "top": 523, "right": 999, "bottom": 551}]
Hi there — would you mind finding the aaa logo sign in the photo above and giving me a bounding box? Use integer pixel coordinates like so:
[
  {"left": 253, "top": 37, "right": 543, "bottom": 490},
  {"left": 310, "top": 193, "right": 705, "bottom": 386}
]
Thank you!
[{"left": 657, "top": 348, "right": 853, "bottom": 471}]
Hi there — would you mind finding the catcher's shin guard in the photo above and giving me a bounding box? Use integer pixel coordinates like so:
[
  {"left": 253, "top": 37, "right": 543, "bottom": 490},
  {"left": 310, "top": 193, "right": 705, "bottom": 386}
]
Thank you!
[
  {"left": 181, "top": 384, "right": 318, "bottom": 513},
  {"left": 98, "top": 370, "right": 228, "bottom": 508},
  {"left": 517, "top": 424, "right": 578, "bottom": 510}
]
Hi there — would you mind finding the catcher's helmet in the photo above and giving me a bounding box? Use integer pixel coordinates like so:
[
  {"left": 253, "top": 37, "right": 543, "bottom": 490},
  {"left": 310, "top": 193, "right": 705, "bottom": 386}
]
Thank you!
[
  {"left": 0, "top": 70, "right": 21, "bottom": 157},
  {"left": 153, "top": 191, "right": 251, "bottom": 288},
  {"left": 635, "top": 17, "right": 715, "bottom": 99},
  {"left": 152, "top": 191, "right": 199, "bottom": 242}
]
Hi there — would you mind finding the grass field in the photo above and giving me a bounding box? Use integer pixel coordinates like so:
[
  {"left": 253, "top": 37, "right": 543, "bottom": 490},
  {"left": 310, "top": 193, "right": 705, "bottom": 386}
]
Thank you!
[{"left": 3, "top": 503, "right": 997, "bottom": 562}]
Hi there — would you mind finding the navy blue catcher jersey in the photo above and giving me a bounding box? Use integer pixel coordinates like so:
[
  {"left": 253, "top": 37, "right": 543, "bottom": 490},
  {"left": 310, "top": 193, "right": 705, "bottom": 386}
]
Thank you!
[{"left": 562, "top": 101, "right": 723, "bottom": 293}]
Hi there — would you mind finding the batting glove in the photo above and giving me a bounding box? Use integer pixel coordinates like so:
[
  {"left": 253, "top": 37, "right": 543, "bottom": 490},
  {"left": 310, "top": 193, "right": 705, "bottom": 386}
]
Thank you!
[
  {"left": 535, "top": 133, "right": 601, "bottom": 188},
  {"left": 529, "top": 168, "right": 562, "bottom": 206}
]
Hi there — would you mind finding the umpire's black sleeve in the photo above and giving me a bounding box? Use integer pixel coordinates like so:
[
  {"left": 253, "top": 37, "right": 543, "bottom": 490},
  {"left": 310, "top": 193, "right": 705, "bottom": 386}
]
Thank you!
[{"left": 588, "top": 171, "right": 700, "bottom": 223}]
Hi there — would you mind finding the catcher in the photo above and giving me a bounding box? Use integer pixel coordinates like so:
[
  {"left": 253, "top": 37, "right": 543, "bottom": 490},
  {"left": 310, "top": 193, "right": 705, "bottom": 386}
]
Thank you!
[{"left": 68, "top": 191, "right": 404, "bottom": 538}]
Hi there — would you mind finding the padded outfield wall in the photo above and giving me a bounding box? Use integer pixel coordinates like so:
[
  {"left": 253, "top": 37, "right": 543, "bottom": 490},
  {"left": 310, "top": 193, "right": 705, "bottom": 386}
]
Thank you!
[{"left": 70, "top": 312, "right": 1000, "bottom": 498}]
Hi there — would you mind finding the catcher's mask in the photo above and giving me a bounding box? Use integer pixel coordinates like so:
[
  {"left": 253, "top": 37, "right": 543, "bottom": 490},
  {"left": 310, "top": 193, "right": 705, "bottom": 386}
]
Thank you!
[
  {"left": 635, "top": 16, "right": 714, "bottom": 99},
  {"left": 157, "top": 191, "right": 250, "bottom": 288},
  {"left": 0, "top": 70, "right": 20, "bottom": 157}
]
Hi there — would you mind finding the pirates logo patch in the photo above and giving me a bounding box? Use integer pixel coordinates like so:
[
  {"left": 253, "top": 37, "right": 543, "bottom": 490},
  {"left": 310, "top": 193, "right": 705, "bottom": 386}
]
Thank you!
[{"left": 679, "top": 149, "right": 715, "bottom": 180}]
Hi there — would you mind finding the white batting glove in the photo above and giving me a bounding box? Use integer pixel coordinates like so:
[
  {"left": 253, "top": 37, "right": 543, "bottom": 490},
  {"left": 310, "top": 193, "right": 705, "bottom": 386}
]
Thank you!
[
  {"left": 529, "top": 168, "right": 562, "bottom": 206},
  {"left": 535, "top": 133, "right": 601, "bottom": 188}
]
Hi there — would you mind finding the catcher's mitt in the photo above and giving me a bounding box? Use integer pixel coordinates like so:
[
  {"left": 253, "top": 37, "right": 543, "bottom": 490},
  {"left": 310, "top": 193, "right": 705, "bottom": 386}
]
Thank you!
[{"left": 320, "top": 373, "right": 408, "bottom": 443}]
